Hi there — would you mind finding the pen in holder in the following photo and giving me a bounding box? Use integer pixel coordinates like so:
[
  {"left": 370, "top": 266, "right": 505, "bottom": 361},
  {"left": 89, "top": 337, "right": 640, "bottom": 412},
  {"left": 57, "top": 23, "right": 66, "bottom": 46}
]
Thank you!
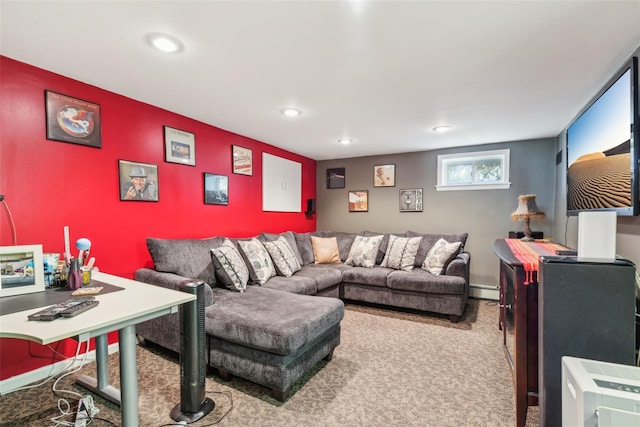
[{"left": 68, "top": 258, "right": 82, "bottom": 290}]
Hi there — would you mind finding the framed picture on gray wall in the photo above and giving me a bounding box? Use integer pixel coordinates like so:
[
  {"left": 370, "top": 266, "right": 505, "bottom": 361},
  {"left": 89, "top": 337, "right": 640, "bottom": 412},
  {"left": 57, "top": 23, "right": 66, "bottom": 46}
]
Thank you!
[
  {"left": 327, "top": 167, "right": 345, "bottom": 189},
  {"left": 399, "top": 188, "right": 423, "bottom": 212},
  {"left": 374, "top": 164, "right": 395, "bottom": 187}
]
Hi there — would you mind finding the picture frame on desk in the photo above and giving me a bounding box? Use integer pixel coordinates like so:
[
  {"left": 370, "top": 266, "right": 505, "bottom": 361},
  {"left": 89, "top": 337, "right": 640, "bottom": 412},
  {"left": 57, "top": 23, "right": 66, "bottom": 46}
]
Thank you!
[{"left": 0, "top": 244, "right": 45, "bottom": 297}]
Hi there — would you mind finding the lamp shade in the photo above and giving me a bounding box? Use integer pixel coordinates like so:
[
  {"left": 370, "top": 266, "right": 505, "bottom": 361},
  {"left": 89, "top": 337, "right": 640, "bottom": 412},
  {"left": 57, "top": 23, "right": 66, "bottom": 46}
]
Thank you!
[{"left": 511, "top": 194, "right": 545, "bottom": 220}]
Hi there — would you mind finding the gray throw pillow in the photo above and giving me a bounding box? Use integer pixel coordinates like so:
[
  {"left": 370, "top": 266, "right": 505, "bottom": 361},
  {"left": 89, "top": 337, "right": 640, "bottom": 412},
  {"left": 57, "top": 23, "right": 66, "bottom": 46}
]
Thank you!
[
  {"left": 422, "top": 238, "right": 462, "bottom": 275},
  {"left": 263, "top": 236, "right": 302, "bottom": 277},
  {"left": 380, "top": 235, "right": 422, "bottom": 271},
  {"left": 237, "top": 238, "right": 276, "bottom": 285},
  {"left": 211, "top": 239, "right": 249, "bottom": 292},
  {"left": 345, "top": 235, "right": 384, "bottom": 268}
]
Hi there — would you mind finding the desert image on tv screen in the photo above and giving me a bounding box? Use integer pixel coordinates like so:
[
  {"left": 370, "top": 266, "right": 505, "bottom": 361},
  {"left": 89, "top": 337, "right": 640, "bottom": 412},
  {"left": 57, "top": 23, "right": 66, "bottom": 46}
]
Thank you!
[{"left": 567, "top": 69, "right": 632, "bottom": 211}]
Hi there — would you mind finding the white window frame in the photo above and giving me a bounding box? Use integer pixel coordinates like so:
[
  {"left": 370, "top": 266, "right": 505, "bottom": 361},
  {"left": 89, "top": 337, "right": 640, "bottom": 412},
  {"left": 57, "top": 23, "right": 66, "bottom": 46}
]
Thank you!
[{"left": 436, "top": 148, "right": 511, "bottom": 191}]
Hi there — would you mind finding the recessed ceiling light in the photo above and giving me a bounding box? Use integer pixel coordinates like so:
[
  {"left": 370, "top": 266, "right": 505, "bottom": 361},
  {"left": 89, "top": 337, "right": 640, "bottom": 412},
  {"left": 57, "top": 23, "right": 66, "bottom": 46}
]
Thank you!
[
  {"left": 433, "top": 125, "right": 452, "bottom": 133},
  {"left": 146, "top": 33, "right": 184, "bottom": 53},
  {"left": 281, "top": 108, "right": 302, "bottom": 117},
  {"left": 338, "top": 138, "right": 353, "bottom": 145}
]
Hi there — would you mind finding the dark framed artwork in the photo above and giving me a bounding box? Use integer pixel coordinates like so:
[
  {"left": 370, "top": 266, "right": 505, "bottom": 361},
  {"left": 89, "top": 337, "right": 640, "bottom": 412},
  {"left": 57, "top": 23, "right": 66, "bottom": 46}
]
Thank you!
[
  {"left": 348, "top": 190, "right": 369, "bottom": 212},
  {"left": 326, "top": 167, "right": 346, "bottom": 189},
  {"left": 164, "top": 126, "right": 195, "bottom": 166},
  {"left": 118, "top": 160, "right": 159, "bottom": 201},
  {"left": 399, "top": 188, "right": 423, "bottom": 212},
  {"left": 45, "top": 90, "right": 102, "bottom": 147},
  {"left": 204, "top": 173, "right": 229, "bottom": 205},
  {"left": 373, "top": 164, "right": 395, "bottom": 187},
  {"left": 232, "top": 145, "right": 252, "bottom": 176}
]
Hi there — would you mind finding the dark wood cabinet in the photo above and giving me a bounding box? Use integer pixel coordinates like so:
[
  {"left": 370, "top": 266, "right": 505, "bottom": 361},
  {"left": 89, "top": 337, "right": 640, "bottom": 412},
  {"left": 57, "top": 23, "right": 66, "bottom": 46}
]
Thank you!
[{"left": 494, "top": 239, "right": 539, "bottom": 427}]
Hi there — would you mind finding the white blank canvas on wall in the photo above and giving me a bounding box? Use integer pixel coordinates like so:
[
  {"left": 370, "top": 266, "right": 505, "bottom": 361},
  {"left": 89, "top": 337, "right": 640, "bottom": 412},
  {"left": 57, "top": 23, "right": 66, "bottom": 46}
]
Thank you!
[{"left": 262, "top": 153, "right": 301, "bottom": 212}]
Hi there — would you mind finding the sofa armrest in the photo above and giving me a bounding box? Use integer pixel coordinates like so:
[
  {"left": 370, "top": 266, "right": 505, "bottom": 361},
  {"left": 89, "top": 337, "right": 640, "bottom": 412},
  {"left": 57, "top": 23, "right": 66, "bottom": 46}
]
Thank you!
[
  {"left": 445, "top": 251, "right": 470, "bottom": 284},
  {"left": 134, "top": 268, "right": 214, "bottom": 307}
]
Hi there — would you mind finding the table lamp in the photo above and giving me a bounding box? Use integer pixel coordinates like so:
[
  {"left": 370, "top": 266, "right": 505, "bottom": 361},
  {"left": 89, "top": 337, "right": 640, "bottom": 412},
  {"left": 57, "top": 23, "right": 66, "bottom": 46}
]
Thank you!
[{"left": 511, "top": 194, "right": 545, "bottom": 241}]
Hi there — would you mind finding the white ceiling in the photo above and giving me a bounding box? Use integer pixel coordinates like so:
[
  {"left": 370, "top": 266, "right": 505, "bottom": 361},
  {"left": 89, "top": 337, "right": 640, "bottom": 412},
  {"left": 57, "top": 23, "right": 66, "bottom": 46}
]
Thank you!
[{"left": 2, "top": 1, "right": 640, "bottom": 161}]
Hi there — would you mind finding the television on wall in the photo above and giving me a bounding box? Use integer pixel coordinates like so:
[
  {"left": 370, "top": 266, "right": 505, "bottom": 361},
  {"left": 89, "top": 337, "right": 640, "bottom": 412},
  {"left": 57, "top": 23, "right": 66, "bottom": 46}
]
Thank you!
[{"left": 566, "top": 56, "right": 639, "bottom": 216}]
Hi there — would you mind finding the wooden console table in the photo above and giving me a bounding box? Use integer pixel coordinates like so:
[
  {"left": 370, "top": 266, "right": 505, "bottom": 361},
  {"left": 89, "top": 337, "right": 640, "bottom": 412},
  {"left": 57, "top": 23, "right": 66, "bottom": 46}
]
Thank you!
[{"left": 492, "top": 239, "right": 565, "bottom": 427}]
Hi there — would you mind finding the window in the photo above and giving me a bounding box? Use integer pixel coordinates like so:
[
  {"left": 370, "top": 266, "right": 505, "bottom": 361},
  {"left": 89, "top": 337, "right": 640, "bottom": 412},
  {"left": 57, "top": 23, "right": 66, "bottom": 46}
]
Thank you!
[{"left": 436, "top": 149, "right": 511, "bottom": 191}]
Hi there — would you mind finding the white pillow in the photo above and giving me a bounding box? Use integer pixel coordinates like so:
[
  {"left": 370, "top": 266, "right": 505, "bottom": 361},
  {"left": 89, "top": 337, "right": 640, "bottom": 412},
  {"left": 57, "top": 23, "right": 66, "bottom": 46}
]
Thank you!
[
  {"left": 237, "top": 238, "right": 276, "bottom": 285},
  {"left": 263, "top": 236, "right": 301, "bottom": 277},
  {"left": 345, "top": 235, "right": 384, "bottom": 268},
  {"left": 380, "top": 235, "right": 422, "bottom": 271},
  {"left": 422, "top": 238, "right": 462, "bottom": 275},
  {"left": 211, "top": 239, "right": 249, "bottom": 292}
]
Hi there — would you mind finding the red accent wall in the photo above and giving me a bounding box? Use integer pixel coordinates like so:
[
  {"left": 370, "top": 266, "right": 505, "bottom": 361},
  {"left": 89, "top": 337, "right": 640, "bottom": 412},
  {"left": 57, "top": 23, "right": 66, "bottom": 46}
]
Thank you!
[{"left": 0, "top": 56, "right": 316, "bottom": 380}]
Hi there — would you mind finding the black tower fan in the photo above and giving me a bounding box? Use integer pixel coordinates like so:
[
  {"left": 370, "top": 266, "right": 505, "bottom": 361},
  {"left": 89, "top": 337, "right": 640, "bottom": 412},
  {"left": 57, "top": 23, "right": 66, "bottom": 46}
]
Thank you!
[{"left": 170, "top": 279, "right": 215, "bottom": 422}]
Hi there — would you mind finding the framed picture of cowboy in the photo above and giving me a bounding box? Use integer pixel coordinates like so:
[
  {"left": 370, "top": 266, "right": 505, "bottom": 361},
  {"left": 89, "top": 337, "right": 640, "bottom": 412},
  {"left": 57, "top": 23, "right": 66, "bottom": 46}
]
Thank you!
[{"left": 118, "top": 160, "right": 159, "bottom": 201}]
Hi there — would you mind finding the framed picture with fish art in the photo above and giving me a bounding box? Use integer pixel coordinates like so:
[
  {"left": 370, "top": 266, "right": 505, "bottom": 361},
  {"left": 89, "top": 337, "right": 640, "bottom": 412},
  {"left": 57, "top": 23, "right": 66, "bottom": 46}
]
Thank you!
[{"left": 45, "top": 90, "right": 102, "bottom": 148}]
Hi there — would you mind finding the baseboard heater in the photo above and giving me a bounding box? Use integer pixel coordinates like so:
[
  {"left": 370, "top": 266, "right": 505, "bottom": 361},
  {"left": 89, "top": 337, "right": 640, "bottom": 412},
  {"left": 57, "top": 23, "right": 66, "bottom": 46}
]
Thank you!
[{"left": 469, "top": 284, "right": 499, "bottom": 301}]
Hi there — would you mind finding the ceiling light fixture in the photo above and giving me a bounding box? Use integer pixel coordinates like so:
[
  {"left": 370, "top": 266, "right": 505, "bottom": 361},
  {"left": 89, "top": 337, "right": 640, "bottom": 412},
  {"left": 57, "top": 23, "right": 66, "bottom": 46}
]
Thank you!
[
  {"left": 338, "top": 138, "right": 353, "bottom": 145},
  {"left": 281, "top": 108, "right": 302, "bottom": 117},
  {"left": 146, "top": 33, "right": 184, "bottom": 53},
  {"left": 433, "top": 125, "right": 453, "bottom": 133}
]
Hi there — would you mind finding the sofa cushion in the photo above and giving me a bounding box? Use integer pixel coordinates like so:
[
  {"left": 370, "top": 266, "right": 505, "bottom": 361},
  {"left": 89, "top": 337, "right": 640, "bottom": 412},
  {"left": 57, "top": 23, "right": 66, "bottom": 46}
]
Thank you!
[
  {"left": 263, "top": 236, "right": 302, "bottom": 277},
  {"left": 422, "top": 238, "right": 462, "bottom": 275},
  {"left": 236, "top": 238, "right": 276, "bottom": 285},
  {"left": 261, "top": 231, "right": 304, "bottom": 266},
  {"left": 387, "top": 269, "right": 467, "bottom": 294},
  {"left": 319, "top": 231, "right": 358, "bottom": 262},
  {"left": 405, "top": 230, "right": 468, "bottom": 267},
  {"left": 294, "top": 232, "right": 315, "bottom": 265},
  {"left": 205, "top": 286, "right": 345, "bottom": 355},
  {"left": 311, "top": 236, "right": 341, "bottom": 264},
  {"left": 342, "top": 266, "right": 394, "bottom": 288},
  {"left": 345, "top": 234, "right": 384, "bottom": 268},
  {"left": 380, "top": 235, "right": 422, "bottom": 271},
  {"left": 359, "top": 231, "right": 395, "bottom": 265},
  {"left": 210, "top": 239, "right": 249, "bottom": 292},
  {"left": 261, "top": 274, "right": 317, "bottom": 295},
  {"left": 146, "top": 236, "right": 225, "bottom": 286},
  {"left": 294, "top": 264, "right": 343, "bottom": 292}
]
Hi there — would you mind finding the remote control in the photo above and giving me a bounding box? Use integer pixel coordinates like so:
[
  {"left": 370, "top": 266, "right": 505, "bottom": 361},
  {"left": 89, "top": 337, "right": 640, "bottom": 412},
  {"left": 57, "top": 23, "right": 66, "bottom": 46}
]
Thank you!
[{"left": 28, "top": 297, "right": 97, "bottom": 321}]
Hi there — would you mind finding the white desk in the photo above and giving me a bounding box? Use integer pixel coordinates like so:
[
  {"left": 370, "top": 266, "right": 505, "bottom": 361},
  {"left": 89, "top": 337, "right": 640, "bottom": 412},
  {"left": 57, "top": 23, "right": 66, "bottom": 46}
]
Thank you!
[{"left": 0, "top": 272, "right": 195, "bottom": 426}]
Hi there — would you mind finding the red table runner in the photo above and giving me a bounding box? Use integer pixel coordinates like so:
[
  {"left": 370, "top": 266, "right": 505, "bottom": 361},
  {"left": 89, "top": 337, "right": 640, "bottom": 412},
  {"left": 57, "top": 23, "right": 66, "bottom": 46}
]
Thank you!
[{"left": 504, "top": 239, "right": 566, "bottom": 284}]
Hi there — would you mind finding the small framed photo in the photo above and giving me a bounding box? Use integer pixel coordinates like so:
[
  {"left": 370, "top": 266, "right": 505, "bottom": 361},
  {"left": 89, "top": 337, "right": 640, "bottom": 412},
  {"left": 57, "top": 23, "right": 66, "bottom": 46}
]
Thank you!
[
  {"left": 326, "top": 167, "right": 346, "bottom": 189},
  {"left": 232, "top": 145, "right": 252, "bottom": 176},
  {"left": 1, "top": 245, "right": 45, "bottom": 297},
  {"left": 119, "top": 160, "right": 159, "bottom": 201},
  {"left": 348, "top": 190, "right": 369, "bottom": 212},
  {"left": 374, "top": 164, "right": 395, "bottom": 187},
  {"left": 204, "top": 173, "right": 229, "bottom": 205},
  {"left": 164, "top": 126, "right": 195, "bottom": 166},
  {"left": 45, "top": 90, "right": 102, "bottom": 148},
  {"left": 399, "top": 188, "right": 423, "bottom": 212}
]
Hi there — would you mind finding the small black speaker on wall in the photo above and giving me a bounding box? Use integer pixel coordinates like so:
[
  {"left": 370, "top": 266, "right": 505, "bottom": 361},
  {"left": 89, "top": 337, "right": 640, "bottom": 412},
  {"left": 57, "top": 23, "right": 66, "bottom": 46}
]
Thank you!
[
  {"left": 170, "top": 279, "right": 215, "bottom": 423},
  {"left": 305, "top": 198, "right": 316, "bottom": 214}
]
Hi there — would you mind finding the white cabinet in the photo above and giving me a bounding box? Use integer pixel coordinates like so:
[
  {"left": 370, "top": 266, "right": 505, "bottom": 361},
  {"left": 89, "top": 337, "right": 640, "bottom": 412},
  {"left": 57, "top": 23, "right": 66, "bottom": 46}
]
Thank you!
[{"left": 262, "top": 153, "right": 301, "bottom": 212}]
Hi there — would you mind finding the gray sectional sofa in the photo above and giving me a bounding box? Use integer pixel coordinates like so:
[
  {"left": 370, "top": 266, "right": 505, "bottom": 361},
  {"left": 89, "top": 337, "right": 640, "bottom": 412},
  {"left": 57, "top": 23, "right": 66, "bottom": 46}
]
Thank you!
[{"left": 134, "top": 230, "right": 470, "bottom": 401}]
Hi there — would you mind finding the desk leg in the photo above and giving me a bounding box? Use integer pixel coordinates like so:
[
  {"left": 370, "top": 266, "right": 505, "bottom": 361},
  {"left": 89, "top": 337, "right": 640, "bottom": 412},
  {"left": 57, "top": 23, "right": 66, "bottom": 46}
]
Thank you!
[
  {"left": 119, "top": 325, "right": 139, "bottom": 427},
  {"left": 77, "top": 335, "right": 122, "bottom": 405}
]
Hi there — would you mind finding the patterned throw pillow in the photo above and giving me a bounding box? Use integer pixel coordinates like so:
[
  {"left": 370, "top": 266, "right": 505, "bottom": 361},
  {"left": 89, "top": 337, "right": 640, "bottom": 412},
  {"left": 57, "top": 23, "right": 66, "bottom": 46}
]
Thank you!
[
  {"left": 210, "top": 239, "right": 249, "bottom": 292},
  {"left": 311, "top": 236, "right": 341, "bottom": 264},
  {"left": 422, "top": 238, "right": 462, "bottom": 275},
  {"left": 263, "top": 236, "right": 302, "bottom": 277},
  {"left": 345, "top": 235, "right": 384, "bottom": 268},
  {"left": 237, "top": 238, "right": 276, "bottom": 285},
  {"left": 380, "top": 235, "right": 422, "bottom": 271}
]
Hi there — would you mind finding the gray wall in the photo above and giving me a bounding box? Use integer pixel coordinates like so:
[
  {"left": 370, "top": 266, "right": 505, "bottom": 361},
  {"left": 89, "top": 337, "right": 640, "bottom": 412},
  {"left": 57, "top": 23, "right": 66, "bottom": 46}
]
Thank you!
[{"left": 317, "top": 138, "right": 557, "bottom": 287}]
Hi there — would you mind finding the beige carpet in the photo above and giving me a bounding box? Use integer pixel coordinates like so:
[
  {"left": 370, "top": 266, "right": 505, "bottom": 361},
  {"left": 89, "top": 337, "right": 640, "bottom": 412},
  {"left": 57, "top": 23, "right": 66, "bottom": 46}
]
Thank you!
[{"left": 0, "top": 300, "right": 539, "bottom": 426}]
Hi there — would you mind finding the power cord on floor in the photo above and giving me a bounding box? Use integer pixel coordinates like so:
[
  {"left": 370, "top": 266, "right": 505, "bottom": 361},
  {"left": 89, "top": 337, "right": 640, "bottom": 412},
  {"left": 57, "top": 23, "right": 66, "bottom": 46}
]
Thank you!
[{"left": 158, "top": 390, "right": 234, "bottom": 427}]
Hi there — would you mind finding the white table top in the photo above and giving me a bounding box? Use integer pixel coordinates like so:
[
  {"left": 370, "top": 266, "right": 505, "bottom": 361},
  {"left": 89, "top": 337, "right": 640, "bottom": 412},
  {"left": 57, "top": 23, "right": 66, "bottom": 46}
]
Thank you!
[{"left": 0, "top": 272, "right": 195, "bottom": 344}]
